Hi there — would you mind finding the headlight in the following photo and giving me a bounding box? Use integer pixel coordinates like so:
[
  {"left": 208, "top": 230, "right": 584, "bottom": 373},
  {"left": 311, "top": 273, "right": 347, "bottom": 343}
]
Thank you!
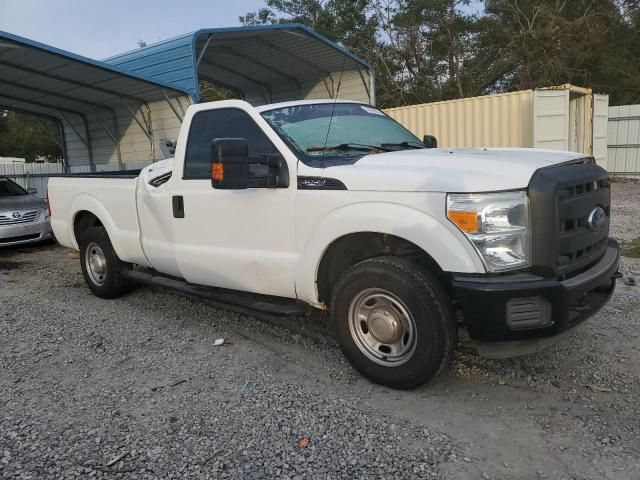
[{"left": 447, "top": 190, "right": 530, "bottom": 272}]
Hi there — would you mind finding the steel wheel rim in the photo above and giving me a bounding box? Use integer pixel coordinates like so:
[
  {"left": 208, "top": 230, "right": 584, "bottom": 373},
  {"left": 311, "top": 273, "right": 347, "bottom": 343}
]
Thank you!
[
  {"left": 348, "top": 288, "right": 417, "bottom": 367},
  {"left": 85, "top": 242, "right": 107, "bottom": 286}
]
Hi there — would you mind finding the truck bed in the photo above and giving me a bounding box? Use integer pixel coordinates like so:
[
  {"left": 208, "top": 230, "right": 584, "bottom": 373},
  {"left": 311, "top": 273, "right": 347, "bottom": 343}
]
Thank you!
[
  {"left": 48, "top": 175, "right": 149, "bottom": 267},
  {"left": 49, "top": 168, "right": 143, "bottom": 179}
]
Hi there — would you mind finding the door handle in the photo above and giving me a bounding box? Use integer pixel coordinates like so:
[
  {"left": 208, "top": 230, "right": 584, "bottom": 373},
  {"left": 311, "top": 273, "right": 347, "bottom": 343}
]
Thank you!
[{"left": 172, "top": 195, "right": 184, "bottom": 218}]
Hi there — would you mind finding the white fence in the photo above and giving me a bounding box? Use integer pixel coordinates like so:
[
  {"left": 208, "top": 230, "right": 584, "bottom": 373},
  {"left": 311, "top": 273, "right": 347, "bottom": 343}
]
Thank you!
[
  {"left": 608, "top": 104, "right": 640, "bottom": 176},
  {"left": 0, "top": 160, "right": 154, "bottom": 198}
]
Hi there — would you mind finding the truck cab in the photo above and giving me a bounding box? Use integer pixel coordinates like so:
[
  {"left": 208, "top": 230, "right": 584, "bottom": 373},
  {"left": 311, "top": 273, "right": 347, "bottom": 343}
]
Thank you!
[{"left": 49, "top": 99, "right": 620, "bottom": 389}]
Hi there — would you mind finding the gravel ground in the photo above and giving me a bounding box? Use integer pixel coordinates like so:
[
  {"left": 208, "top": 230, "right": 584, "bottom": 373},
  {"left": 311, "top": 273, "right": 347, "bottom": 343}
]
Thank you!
[{"left": 1, "top": 181, "right": 639, "bottom": 479}]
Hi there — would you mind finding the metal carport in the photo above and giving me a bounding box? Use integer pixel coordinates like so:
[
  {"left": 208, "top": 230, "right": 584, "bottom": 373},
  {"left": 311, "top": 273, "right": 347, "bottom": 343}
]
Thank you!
[
  {"left": 104, "top": 24, "right": 374, "bottom": 106},
  {"left": 0, "top": 30, "right": 193, "bottom": 172}
]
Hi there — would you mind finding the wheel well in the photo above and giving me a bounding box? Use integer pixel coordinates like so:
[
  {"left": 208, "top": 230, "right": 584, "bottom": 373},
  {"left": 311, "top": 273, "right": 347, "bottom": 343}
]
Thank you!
[
  {"left": 316, "top": 232, "right": 448, "bottom": 305},
  {"left": 73, "top": 211, "right": 103, "bottom": 246}
]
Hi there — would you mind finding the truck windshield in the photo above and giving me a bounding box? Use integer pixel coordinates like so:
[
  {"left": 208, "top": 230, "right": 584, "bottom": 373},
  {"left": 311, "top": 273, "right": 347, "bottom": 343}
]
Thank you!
[
  {"left": 0, "top": 177, "right": 28, "bottom": 196},
  {"left": 261, "top": 103, "right": 425, "bottom": 166}
]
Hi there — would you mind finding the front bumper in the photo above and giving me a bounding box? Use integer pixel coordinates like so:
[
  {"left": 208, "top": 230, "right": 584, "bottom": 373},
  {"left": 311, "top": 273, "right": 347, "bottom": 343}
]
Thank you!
[
  {"left": 0, "top": 217, "right": 52, "bottom": 247},
  {"left": 452, "top": 239, "right": 620, "bottom": 345}
]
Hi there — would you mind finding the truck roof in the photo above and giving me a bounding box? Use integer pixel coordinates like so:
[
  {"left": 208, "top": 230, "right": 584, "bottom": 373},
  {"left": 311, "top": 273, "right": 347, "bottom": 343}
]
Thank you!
[{"left": 255, "top": 99, "right": 366, "bottom": 113}]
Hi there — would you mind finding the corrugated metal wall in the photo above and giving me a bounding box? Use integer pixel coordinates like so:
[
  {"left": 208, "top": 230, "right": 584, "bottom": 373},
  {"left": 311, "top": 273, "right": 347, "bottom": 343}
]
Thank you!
[
  {"left": 608, "top": 104, "right": 640, "bottom": 175},
  {"left": 242, "top": 70, "right": 370, "bottom": 106},
  {"left": 60, "top": 97, "right": 189, "bottom": 168},
  {"left": 384, "top": 91, "right": 534, "bottom": 148},
  {"left": 1, "top": 96, "right": 188, "bottom": 198}
]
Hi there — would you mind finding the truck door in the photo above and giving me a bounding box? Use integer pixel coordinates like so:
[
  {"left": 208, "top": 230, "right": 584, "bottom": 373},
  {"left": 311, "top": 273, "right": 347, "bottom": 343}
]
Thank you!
[{"left": 170, "top": 107, "right": 297, "bottom": 298}]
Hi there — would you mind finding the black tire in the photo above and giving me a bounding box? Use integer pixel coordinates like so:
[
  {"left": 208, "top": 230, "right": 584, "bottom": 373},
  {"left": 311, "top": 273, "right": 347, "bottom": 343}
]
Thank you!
[
  {"left": 331, "top": 256, "right": 456, "bottom": 389},
  {"left": 79, "top": 226, "right": 133, "bottom": 299}
]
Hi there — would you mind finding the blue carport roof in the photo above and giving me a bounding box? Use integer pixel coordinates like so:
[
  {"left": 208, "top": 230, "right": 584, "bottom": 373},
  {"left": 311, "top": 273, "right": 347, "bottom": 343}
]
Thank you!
[
  {"left": 0, "top": 30, "right": 191, "bottom": 123},
  {"left": 104, "top": 24, "right": 372, "bottom": 102}
]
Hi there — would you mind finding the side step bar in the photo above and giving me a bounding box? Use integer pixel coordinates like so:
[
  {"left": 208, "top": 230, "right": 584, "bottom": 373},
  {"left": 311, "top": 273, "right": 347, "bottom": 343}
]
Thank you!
[{"left": 123, "top": 269, "right": 312, "bottom": 317}]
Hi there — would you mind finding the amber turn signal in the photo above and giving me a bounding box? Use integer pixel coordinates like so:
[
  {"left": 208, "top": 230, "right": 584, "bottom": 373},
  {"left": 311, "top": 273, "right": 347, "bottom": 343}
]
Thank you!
[
  {"left": 448, "top": 210, "right": 479, "bottom": 233},
  {"left": 212, "top": 163, "right": 224, "bottom": 181}
]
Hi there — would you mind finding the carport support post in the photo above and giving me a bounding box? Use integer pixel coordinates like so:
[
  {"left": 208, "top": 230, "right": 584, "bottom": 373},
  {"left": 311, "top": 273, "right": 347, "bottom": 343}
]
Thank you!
[
  {"left": 33, "top": 115, "right": 67, "bottom": 171},
  {"left": 162, "top": 91, "right": 184, "bottom": 122},
  {"left": 121, "top": 99, "right": 155, "bottom": 161},
  {"left": 196, "top": 34, "right": 212, "bottom": 66},
  {"left": 97, "top": 116, "right": 123, "bottom": 169},
  {"left": 358, "top": 69, "right": 372, "bottom": 104},
  {"left": 57, "top": 110, "right": 94, "bottom": 173},
  {"left": 57, "top": 120, "right": 69, "bottom": 174},
  {"left": 322, "top": 77, "right": 334, "bottom": 98},
  {"left": 369, "top": 71, "right": 376, "bottom": 106}
]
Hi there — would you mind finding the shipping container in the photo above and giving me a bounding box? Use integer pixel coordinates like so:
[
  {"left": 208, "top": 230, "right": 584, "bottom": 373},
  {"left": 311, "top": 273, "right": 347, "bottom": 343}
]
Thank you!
[{"left": 384, "top": 85, "right": 609, "bottom": 168}]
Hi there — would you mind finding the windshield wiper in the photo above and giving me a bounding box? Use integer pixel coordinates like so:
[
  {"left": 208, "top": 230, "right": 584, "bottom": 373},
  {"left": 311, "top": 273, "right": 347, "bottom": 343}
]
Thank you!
[
  {"left": 380, "top": 141, "right": 425, "bottom": 150},
  {"left": 307, "top": 143, "right": 391, "bottom": 153}
]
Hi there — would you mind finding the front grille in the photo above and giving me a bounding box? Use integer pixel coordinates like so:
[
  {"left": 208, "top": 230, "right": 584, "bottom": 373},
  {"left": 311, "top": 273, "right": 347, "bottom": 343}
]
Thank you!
[
  {"left": 528, "top": 161, "right": 610, "bottom": 279},
  {"left": 556, "top": 178, "right": 610, "bottom": 275},
  {"left": 0, "top": 233, "right": 41, "bottom": 244},
  {"left": 0, "top": 210, "right": 41, "bottom": 226}
]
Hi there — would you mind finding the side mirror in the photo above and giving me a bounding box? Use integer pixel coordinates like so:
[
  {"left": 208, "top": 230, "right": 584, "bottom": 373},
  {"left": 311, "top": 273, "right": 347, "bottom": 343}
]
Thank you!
[
  {"left": 27, "top": 187, "right": 37, "bottom": 194},
  {"left": 211, "top": 138, "right": 249, "bottom": 189},
  {"left": 423, "top": 135, "right": 438, "bottom": 148}
]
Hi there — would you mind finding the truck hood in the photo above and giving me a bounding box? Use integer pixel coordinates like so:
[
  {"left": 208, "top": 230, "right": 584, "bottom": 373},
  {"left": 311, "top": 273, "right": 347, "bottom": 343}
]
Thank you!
[
  {"left": 323, "top": 148, "right": 588, "bottom": 192},
  {"left": 0, "top": 194, "right": 45, "bottom": 211}
]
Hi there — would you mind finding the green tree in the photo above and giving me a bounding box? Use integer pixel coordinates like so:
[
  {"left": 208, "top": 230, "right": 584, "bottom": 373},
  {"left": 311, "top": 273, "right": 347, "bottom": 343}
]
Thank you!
[
  {"left": 241, "top": 0, "right": 485, "bottom": 107},
  {"left": 381, "top": 0, "right": 483, "bottom": 103},
  {"left": 478, "top": 0, "right": 640, "bottom": 104},
  {"left": 243, "top": 0, "right": 640, "bottom": 106},
  {"left": 240, "top": 0, "right": 405, "bottom": 107},
  {"left": 0, "top": 110, "right": 63, "bottom": 162}
]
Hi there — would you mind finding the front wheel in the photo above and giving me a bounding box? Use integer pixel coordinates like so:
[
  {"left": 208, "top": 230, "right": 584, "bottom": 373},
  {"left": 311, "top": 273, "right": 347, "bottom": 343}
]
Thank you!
[
  {"left": 79, "top": 226, "right": 133, "bottom": 299},
  {"left": 331, "top": 257, "right": 455, "bottom": 389}
]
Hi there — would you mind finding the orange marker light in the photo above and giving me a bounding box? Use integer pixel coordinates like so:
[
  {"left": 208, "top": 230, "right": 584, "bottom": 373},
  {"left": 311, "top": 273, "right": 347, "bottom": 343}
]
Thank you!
[
  {"left": 448, "top": 210, "right": 479, "bottom": 233},
  {"left": 212, "top": 163, "right": 224, "bottom": 181}
]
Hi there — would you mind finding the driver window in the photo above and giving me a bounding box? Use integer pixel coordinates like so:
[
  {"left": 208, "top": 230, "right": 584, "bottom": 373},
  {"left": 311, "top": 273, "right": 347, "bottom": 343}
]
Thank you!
[{"left": 184, "top": 108, "right": 280, "bottom": 180}]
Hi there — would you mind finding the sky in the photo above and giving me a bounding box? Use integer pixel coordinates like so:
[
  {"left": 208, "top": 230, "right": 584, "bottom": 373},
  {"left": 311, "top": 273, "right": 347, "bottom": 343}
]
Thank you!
[{"left": 0, "top": 0, "right": 267, "bottom": 59}]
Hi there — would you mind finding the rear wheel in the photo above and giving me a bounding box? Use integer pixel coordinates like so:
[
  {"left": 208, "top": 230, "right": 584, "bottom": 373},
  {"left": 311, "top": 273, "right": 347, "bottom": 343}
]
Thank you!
[
  {"left": 331, "top": 256, "right": 455, "bottom": 389},
  {"left": 79, "top": 226, "right": 133, "bottom": 299}
]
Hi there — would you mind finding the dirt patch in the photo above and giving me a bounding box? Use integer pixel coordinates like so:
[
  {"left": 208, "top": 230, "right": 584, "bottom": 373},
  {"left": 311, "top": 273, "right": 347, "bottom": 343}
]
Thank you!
[
  {"left": 0, "top": 260, "right": 23, "bottom": 271},
  {"left": 611, "top": 176, "right": 640, "bottom": 184},
  {"left": 621, "top": 238, "right": 640, "bottom": 259}
]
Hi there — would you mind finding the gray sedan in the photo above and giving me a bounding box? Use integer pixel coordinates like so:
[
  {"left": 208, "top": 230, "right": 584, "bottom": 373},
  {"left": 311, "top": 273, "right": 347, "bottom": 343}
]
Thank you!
[{"left": 0, "top": 176, "right": 52, "bottom": 247}]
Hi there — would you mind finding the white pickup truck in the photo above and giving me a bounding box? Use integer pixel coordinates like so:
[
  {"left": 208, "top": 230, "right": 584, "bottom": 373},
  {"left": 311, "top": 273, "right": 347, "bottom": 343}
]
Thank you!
[{"left": 49, "top": 99, "right": 620, "bottom": 389}]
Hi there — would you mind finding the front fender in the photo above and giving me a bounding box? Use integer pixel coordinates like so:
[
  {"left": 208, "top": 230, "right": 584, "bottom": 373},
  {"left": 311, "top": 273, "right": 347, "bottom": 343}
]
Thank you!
[{"left": 295, "top": 201, "right": 485, "bottom": 305}]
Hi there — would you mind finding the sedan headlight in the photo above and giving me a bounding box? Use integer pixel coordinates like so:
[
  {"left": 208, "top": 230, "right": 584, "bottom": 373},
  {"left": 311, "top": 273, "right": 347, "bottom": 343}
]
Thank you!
[{"left": 447, "top": 191, "right": 530, "bottom": 272}]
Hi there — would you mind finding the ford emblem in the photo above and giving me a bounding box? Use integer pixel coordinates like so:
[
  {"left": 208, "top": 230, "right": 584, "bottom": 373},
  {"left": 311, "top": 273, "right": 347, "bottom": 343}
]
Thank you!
[
  {"left": 587, "top": 206, "right": 606, "bottom": 232},
  {"left": 11, "top": 211, "right": 21, "bottom": 219}
]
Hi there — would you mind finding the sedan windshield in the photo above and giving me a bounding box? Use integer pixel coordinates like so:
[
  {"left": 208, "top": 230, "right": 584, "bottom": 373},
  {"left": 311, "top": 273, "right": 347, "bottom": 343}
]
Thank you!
[
  {"left": 261, "top": 103, "right": 424, "bottom": 166},
  {"left": 0, "top": 177, "right": 28, "bottom": 196}
]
